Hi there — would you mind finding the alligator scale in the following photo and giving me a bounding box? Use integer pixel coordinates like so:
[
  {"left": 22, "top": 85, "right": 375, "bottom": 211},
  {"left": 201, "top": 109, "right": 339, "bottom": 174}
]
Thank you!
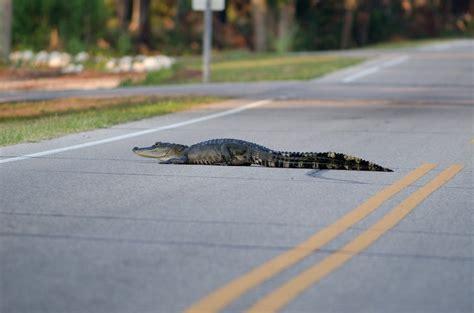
[{"left": 132, "top": 138, "right": 392, "bottom": 172}]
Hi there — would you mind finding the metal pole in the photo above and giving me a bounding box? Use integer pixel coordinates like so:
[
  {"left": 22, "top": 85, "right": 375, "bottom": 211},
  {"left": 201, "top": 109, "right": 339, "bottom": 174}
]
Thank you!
[
  {"left": 202, "top": 0, "right": 212, "bottom": 83},
  {"left": 0, "top": 0, "right": 12, "bottom": 61}
]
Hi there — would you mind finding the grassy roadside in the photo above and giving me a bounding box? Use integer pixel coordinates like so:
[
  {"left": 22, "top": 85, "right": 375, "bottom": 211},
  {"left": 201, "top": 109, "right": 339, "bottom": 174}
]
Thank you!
[
  {"left": 123, "top": 53, "right": 364, "bottom": 86},
  {"left": 0, "top": 96, "right": 221, "bottom": 146},
  {"left": 366, "top": 37, "right": 454, "bottom": 49},
  {"left": 127, "top": 37, "right": 467, "bottom": 86}
]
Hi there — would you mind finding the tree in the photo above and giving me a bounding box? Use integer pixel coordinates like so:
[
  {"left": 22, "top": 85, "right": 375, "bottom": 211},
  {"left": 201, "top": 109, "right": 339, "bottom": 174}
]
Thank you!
[
  {"left": 0, "top": 0, "right": 12, "bottom": 60},
  {"left": 128, "top": 0, "right": 150, "bottom": 46},
  {"left": 251, "top": 0, "right": 267, "bottom": 51},
  {"left": 355, "top": 0, "right": 371, "bottom": 45},
  {"left": 115, "top": 0, "right": 131, "bottom": 30},
  {"left": 277, "top": 0, "right": 295, "bottom": 52},
  {"left": 341, "top": 0, "right": 357, "bottom": 49},
  {"left": 11, "top": 0, "right": 108, "bottom": 53}
]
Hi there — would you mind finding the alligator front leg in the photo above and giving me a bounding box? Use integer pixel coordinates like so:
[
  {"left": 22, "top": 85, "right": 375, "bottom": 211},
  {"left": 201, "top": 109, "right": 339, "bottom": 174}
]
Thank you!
[{"left": 159, "top": 156, "right": 188, "bottom": 164}]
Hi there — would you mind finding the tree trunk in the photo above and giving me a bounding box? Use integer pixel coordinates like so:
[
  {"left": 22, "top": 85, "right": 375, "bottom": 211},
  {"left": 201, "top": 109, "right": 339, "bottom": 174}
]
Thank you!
[
  {"left": 251, "top": 0, "right": 267, "bottom": 52},
  {"left": 0, "top": 0, "right": 12, "bottom": 61},
  {"left": 217, "top": 0, "right": 227, "bottom": 24},
  {"left": 341, "top": 0, "right": 357, "bottom": 49},
  {"left": 277, "top": 0, "right": 295, "bottom": 52},
  {"left": 129, "top": 0, "right": 150, "bottom": 45},
  {"left": 356, "top": 11, "right": 370, "bottom": 45},
  {"left": 115, "top": 0, "right": 130, "bottom": 30},
  {"left": 356, "top": 0, "right": 371, "bottom": 46},
  {"left": 176, "top": 0, "right": 187, "bottom": 24},
  {"left": 49, "top": 28, "right": 60, "bottom": 50}
]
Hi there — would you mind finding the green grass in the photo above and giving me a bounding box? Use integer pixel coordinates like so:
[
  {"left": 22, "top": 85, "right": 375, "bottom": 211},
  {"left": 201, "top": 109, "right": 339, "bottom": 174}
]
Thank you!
[
  {"left": 0, "top": 96, "right": 221, "bottom": 146},
  {"left": 125, "top": 52, "right": 364, "bottom": 86},
  {"left": 366, "top": 37, "right": 454, "bottom": 49}
]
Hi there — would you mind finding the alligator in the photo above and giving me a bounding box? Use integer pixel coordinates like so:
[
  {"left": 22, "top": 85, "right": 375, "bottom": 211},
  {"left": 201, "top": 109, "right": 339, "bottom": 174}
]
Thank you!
[{"left": 132, "top": 138, "right": 392, "bottom": 171}]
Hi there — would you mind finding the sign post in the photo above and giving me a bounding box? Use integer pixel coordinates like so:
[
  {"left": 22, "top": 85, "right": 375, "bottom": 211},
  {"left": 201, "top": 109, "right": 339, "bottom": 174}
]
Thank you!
[
  {"left": 202, "top": 0, "right": 212, "bottom": 83},
  {"left": 192, "top": 0, "right": 225, "bottom": 83}
]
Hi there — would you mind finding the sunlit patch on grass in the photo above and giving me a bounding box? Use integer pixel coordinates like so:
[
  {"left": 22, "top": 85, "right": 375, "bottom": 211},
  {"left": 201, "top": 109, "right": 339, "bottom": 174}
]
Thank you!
[{"left": 127, "top": 53, "right": 364, "bottom": 85}]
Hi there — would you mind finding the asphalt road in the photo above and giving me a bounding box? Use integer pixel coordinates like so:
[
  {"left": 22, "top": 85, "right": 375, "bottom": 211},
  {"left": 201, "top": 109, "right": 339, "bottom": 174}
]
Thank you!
[{"left": 1, "top": 40, "right": 473, "bottom": 313}]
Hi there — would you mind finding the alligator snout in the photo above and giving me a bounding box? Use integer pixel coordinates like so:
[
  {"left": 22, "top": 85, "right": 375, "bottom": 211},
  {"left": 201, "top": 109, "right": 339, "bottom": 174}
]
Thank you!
[{"left": 132, "top": 147, "right": 139, "bottom": 151}]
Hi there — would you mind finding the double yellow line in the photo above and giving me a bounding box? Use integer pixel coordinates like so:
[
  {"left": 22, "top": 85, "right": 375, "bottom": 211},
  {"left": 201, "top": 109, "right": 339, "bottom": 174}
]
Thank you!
[{"left": 185, "top": 163, "right": 463, "bottom": 313}]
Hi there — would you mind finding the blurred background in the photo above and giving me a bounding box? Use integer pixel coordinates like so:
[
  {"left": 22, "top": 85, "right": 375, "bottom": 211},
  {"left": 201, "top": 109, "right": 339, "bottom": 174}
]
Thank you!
[
  {"left": 0, "top": 0, "right": 473, "bottom": 90},
  {"left": 4, "top": 0, "right": 474, "bottom": 54}
]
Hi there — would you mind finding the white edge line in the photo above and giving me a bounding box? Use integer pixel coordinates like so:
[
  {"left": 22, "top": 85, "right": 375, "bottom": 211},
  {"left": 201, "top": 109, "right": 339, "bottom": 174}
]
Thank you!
[
  {"left": 0, "top": 99, "right": 271, "bottom": 164},
  {"left": 380, "top": 55, "right": 410, "bottom": 68},
  {"left": 342, "top": 67, "right": 380, "bottom": 83},
  {"left": 342, "top": 55, "right": 409, "bottom": 83}
]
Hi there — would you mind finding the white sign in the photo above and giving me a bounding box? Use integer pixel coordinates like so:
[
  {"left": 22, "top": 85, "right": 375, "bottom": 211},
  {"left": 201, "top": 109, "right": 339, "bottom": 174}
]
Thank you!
[{"left": 192, "top": 0, "right": 225, "bottom": 11}]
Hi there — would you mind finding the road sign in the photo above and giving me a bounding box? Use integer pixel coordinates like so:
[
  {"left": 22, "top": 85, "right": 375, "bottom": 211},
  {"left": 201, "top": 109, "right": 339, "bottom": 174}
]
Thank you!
[
  {"left": 195, "top": 0, "right": 226, "bottom": 83},
  {"left": 192, "top": 0, "right": 225, "bottom": 11}
]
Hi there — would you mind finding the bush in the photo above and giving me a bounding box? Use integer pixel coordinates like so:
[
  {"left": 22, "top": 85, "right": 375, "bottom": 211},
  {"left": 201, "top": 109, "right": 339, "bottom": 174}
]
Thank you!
[
  {"left": 117, "top": 33, "right": 133, "bottom": 55},
  {"left": 12, "top": 0, "right": 109, "bottom": 52},
  {"left": 66, "top": 37, "right": 85, "bottom": 54}
]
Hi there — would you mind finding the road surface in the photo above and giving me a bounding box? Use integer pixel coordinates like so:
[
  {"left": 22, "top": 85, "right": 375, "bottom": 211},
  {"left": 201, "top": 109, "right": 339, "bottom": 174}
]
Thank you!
[{"left": 1, "top": 40, "right": 473, "bottom": 313}]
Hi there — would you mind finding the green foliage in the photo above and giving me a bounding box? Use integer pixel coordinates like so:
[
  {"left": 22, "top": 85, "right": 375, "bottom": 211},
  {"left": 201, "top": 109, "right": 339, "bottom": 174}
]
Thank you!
[
  {"left": 273, "top": 31, "right": 294, "bottom": 53},
  {"left": 12, "top": 0, "right": 109, "bottom": 52},
  {"left": 10, "top": 0, "right": 474, "bottom": 55},
  {"left": 12, "top": 0, "right": 50, "bottom": 50},
  {"left": 464, "top": 19, "right": 474, "bottom": 36},
  {"left": 66, "top": 37, "right": 85, "bottom": 54},
  {"left": 117, "top": 32, "right": 133, "bottom": 55},
  {"left": 293, "top": 1, "right": 343, "bottom": 50}
]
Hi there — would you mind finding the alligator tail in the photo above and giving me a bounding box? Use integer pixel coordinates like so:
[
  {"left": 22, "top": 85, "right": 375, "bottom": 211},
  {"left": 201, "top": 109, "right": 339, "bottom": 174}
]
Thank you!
[{"left": 260, "top": 151, "right": 392, "bottom": 172}]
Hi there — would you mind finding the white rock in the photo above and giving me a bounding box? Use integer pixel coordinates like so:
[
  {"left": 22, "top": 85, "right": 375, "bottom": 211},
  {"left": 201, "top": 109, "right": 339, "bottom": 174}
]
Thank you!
[
  {"left": 61, "top": 64, "right": 84, "bottom": 74},
  {"left": 105, "top": 59, "right": 122, "bottom": 73},
  {"left": 74, "top": 51, "right": 89, "bottom": 63},
  {"left": 132, "top": 61, "right": 146, "bottom": 72},
  {"left": 9, "top": 50, "right": 178, "bottom": 73},
  {"left": 9, "top": 51, "right": 22, "bottom": 63},
  {"left": 119, "top": 56, "right": 133, "bottom": 64},
  {"left": 48, "top": 51, "right": 62, "bottom": 68},
  {"left": 143, "top": 56, "right": 162, "bottom": 71},
  {"left": 118, "top": 56, "right": 133, "bottom": 72},
  {"left": 34, "top": 50, "right": 49, "bottom": 66},
  {"left": 105, "top": 58, "right": 116, "bottom": 70},
  {"left": 134, "top": 54, "right": 146, "bottom": 62},
  {"left": 61, "top": 64, "right": 74, "bottom": 73},
  {"left": 60, "top": 52, "right": 72, "bottom": 64},
  {"left": 21, "top": 50, "right": 34, "bottom": 62},
  {"left": 158, "top": 56, "right": 175, "bottom": 68},
  {"left": 119, "top": 64, "right": 131, "bottom": 72},
  {"left": 48, "top": 51, "right": 71, "bottom": 68}
]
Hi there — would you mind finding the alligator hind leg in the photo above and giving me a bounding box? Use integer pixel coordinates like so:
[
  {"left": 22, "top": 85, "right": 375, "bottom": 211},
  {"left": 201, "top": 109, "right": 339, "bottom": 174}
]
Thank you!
[{"left": 221, "top": 143, "right": 251, "bottom": 166}]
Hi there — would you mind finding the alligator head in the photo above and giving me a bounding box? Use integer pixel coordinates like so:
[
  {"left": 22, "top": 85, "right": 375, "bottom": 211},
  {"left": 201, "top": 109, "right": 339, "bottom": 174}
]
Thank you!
[{"left": 132, "top": 142, "right": 188, "bottom": 160}]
